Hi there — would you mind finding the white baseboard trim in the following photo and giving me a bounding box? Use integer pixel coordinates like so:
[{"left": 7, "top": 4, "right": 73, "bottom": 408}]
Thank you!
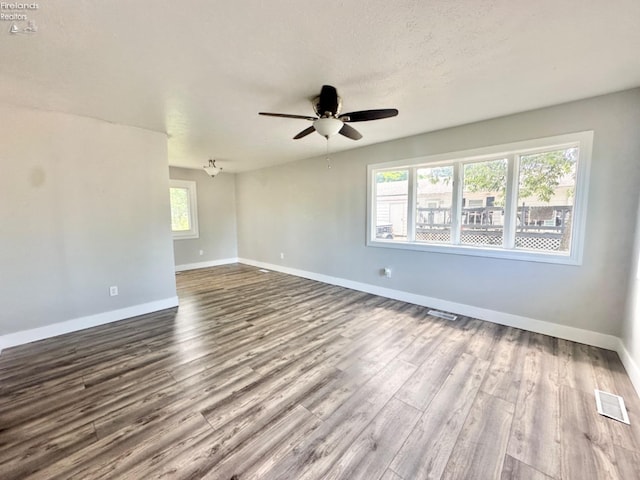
[
  {"left": 238, "top": 258, "right": 621, "bottom": 352},
  {"left": 0, "top": 297, "right": 179, "bottom": 352},
  {"left": 616, "top": 339, "right": 640, "bottom": 398},
  {"left": 175, "top": 258, "right": 239, "bottom": 272}
]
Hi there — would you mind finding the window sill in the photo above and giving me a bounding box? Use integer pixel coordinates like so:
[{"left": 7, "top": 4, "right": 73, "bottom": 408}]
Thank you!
[
  {"left": 367, "top": 239, "right": 581, "bottom": 266},
  {"left": 172, "top": 233, "right": 199, "bottom": 240}
]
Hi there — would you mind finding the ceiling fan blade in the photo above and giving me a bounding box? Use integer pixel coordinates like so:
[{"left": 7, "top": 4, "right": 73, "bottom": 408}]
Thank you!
[
  {"left": 293, "top": 125, "right": 316, "bottom": 139},
  {"left": 259, "top": 112, "right": 317, "bottom": 121},
  {"left": 339, "top": 123, "right": 362, "bottom": 140},
  {"left": 318, "top": 85, "right": 339, "bottom": 116},
  {"left": 339, "top": 108, "right": 399, "bottom": 122}
]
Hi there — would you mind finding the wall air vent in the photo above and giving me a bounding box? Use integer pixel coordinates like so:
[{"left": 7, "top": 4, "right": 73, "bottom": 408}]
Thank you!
[
  {"left": 427, "top": 310, "right": 458, "bottom": 321},
  {"left": 595, "top": 389, "right": 630, "bottom": 424}
]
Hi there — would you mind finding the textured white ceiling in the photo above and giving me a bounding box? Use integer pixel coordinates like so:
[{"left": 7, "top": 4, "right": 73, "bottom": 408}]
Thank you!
[{"left": 1, "top": 1, "right": 639, "bottom": 172}]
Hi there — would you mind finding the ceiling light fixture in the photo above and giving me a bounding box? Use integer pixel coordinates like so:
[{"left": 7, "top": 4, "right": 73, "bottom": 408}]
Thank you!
[
  {"left": 313, "top": 117, "right": 343, "bottom": 138},
  {"left": 203, "top": 159, "right": 222, "bottom": 177}
]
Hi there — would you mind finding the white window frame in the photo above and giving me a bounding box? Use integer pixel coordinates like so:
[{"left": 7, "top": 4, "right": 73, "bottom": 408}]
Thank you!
[
  {"left": 367, "top": 131, "right": 593, "bottom": 265},
  {"left": 169, "top": 179, "right": 199, "bottom": 240}
]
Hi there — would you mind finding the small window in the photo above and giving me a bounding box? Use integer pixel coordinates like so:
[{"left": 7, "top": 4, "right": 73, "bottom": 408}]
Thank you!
[
  {"left": 375, "top": 169, "right": 408, "bottom": 241},
  {"left": 462, "top": 159, "right": 507, "bottom": 247},
  {"left": 169, "top": 179, "right": 199, "bottom": 239},
  {"left": 515, "top": 148, "right": 577, "bottom": 253},
  {"left": 416, "top": 166, "right": 454, "bottom": 244}
]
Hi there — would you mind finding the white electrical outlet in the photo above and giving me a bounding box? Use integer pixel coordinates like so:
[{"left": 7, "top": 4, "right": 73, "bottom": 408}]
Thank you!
[
  {"left": 280, "top": 252, "right": 285, "bottom": 259},
  {"left": 109, "top": 286, "right": 118, "bottom": 296},
  {"left": 383, "top": 267, "right": 392, "bottom": 278},
  {"left": 199, "top": 249, "right": 204, "bottom": 256}
]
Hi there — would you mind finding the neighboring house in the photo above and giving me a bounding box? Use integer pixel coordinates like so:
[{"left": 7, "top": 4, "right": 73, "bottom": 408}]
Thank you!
[{"left": 376, "top": 176, "right": 575, "bottom": 251}]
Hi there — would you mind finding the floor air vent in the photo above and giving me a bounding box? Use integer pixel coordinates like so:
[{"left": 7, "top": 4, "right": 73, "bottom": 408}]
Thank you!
[
  {"left": 595, "top": 389, "right": 630, "bottom": 424},
  {"left": 427, "top": 310, "right": 458, "bottom": 321}
]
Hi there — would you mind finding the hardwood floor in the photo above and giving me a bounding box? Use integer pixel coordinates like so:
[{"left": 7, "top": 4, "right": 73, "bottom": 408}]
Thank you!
[{"left": 1, "top": 263, "right": 639, "bottom": 479}]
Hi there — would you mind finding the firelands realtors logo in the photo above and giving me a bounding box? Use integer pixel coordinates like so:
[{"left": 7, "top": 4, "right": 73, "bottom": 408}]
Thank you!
[{"left": 1, "top": 2, "right": 39, "bottom": 35}]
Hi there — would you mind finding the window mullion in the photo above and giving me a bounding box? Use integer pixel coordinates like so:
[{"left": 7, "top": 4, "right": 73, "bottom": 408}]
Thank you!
[
  {"left": 407, "top": 167, "right": 417, "bottom": 242},
  {"left": 451, "top": 163, "right": 462, "bottom": 245},
  {"left": 369, "top": 168, "right": 377, "bottom": 242},
  {"left": 503, "top": 154, "right": 519, "bottom": 249}
]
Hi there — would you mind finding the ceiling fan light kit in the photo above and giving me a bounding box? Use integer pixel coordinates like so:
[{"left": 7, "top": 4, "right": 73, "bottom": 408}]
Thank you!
[
  {"left": 259, "top": 84, "right": 398, "bottom": 141},
  {"left": 203, "top": 159, "right": 222, "bottom": 177},
  {"left": 313, "top": 117, "right": 343, "bottom": 137}
]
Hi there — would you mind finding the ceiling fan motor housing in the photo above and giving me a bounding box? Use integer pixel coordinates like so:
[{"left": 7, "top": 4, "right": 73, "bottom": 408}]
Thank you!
[{"left": 313, "top": 85, "right": 342, "bottom": 117}]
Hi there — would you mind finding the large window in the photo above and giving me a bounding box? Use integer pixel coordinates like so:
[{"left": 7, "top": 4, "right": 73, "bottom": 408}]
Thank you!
[
  {"left": 368, "top": 132, "right": 592, "bottom": 264},
  {"left": 169, "top": 179, "right": 199, "bottom": 239}
]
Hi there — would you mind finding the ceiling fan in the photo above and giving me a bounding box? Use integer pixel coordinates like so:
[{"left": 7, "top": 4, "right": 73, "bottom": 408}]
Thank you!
[{"left": 259, "top": 85, "right": 398, "bottom": 140}]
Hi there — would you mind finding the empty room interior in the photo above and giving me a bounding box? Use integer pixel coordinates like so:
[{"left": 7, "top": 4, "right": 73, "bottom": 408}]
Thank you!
[{"left": 2, "top": 2, "right": 640, "bottom": 479}]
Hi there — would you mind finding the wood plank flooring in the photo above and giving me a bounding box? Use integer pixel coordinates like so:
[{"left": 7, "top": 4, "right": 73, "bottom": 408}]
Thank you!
[{"left": 1, "top": 263, "right": 639, "bottom": 479}]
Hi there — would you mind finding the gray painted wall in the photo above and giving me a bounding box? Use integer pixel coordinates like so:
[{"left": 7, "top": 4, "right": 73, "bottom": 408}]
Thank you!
[
  {"left": 236, "top": 89, "right": 640, "bottom": 336},
  {"left": 0, "top": 104, "right": 177, "bottom": 336},
  {"left": 170, "top": 167, "right": 238, "bottom": 266}
]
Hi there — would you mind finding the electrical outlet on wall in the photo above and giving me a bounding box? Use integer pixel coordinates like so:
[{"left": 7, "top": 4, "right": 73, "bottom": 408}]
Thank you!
[
  {"left": 109, "top": 286, "right": 119, "bottom": 296},
  {"left": 383, "top": 267, "right": 392, "bottom": 278},
  {"left": 280, "top": 252, "right": 285, "bottom": 259},
  {"left": 199, "top": 249, "right": 204, "bottom": 256}
]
